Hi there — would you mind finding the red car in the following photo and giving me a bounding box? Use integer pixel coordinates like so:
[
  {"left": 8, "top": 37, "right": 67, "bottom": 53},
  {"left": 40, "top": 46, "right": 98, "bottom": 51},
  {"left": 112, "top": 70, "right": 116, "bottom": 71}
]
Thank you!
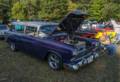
[{"left": 77, "top": 22, "right": 114, "bottom": 39}]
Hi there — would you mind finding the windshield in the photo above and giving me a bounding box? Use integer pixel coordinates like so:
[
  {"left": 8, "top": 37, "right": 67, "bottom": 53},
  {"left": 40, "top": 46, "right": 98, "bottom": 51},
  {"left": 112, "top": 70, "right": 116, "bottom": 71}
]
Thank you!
[
  {"left": 0, "top": 25, "right": 7, "bottom": 30},
  {"left": 97, "top": 24, "right": 105, "bottom": 28},
  {"left": 40, "top": 25, "right": 57, "bottom": 34}
]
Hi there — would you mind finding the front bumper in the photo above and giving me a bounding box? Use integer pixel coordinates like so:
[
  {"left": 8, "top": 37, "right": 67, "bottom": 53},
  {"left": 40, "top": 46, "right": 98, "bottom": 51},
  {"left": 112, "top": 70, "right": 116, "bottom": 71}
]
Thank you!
[
  {"left": 0, "top": 31, "right": 6, "bottom": 38},
  {"left": 64, "top": 51, "right": 99, "bottom": 71}
]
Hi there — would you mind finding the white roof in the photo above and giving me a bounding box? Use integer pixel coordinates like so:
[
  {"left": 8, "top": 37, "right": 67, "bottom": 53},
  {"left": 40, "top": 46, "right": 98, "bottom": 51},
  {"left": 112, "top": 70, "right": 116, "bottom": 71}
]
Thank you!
[{"left": 12, "top": 21, "right": 58, "bottom": 27}]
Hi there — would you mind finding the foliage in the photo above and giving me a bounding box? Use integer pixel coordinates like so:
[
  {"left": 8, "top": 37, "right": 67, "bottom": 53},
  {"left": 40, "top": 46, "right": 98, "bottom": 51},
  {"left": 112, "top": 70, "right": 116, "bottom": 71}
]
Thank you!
[
  {"left": 102, "top": 3, "right": 120, "bottom": 20},
  {"left": 38, "top": 0, "right": 68, "bottom": 20},
  {"left": 68, "top": 0, "right": 78, "bottom": 11},
  {"left": 89, "top": 0, "right": 107, "bottom": 20},
  {"left": 11, "top": 0, "right": 40, "bottom": 20},
  {"left": 11, "top": 2, "right": 26, "bottom": 20},
  {"left": 0, "top": 0, "right": 10, "bottom": 23},
  {"left": 0, "top": 0, "right": 120, "bottom": 21}
]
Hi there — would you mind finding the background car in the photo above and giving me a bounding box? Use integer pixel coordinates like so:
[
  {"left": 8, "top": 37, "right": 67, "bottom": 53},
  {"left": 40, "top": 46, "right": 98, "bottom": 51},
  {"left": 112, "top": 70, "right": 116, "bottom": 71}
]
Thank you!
[
  {"left": 0, "top": 25, "right": 9, "bottom": 39},
  {"left": 76, "top": 20, "right": 116, "bottom": 42}
]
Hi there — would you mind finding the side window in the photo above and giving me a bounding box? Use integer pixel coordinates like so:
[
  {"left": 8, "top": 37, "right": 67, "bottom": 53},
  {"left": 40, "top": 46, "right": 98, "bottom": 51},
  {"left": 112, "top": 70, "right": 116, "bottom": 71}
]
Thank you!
[
  {"left": 10, "top": 25, "right": 24, "bottom": 33},
  {"left": 25, "top": 26, "right": 37, "bottom": 36},
  {"left": 16, "top": 25, "right": 24, "bottom": 33}
]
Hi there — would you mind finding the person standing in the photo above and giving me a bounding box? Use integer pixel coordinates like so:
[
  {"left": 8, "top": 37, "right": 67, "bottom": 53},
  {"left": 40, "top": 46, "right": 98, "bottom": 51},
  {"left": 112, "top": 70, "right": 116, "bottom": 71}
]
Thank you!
[{"left": 99, "top": 32, "right": 116, "bottom": 56}]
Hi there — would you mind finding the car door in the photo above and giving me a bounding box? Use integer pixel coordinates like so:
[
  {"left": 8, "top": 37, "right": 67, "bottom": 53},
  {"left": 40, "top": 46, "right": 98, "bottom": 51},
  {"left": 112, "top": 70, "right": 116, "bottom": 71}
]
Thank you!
[
  {"left": 31, "top": 38, "right": 48, "bottom": 58},
  {"left": 8, "top": 24, "right": 26, "bottom": 51},
  {"left": 11, "top": 34, "right": 24, "bottom": 50},
  {"left": 20, "top": 25, "right": 47, "bottom": 58},
  {"left": 19, "top": 26, "right": 37, "bottom": 53},
  {"left": 20, "top": 35, "right": 36, "bottom": 54},
  {"left": 20, "top": 35, "right": 47, "bottom": 58}
]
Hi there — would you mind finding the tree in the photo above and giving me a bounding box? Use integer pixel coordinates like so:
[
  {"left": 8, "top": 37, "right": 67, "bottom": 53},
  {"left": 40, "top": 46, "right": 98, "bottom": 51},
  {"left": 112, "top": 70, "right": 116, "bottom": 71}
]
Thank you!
[
  {"left": 11, "top": 0, "right": 40, "bottom": 20},
  {"left": 25, "top": 0, "right": 40, "bottom": 20},
  {"left": 68, "top": 0, "right": 78, "bottom": 11},
  {"left": 89, "top": 0, "right": 107, "bottom": 21},
  {"left": 0, "top": 0, "right": 120, "bottom": 21},
  {"left": 38, "top": 0, "right": 68, "bottom": 20},
  {"left": 11, "top": 2, "right": 27, "bottom": 20},
  {"left": 0, "top": 0, "right": 10, "bottom": 24},
  {"left": 102, "top": 3, "right": 120, "bottom": 20}
]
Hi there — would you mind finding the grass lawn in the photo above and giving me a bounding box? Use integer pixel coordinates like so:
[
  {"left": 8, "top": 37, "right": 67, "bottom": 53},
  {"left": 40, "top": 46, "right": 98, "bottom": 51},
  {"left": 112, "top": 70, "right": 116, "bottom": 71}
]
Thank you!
[{"left": 0, "top": 40, "right": 120, "bottom": 82}]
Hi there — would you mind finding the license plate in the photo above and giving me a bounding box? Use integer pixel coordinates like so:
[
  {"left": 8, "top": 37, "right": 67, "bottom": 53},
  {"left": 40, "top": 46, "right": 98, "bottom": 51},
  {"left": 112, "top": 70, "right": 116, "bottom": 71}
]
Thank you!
[
  {"left": 82, "top": 55, "right": 94, "bottom": 65},
  {"left": 87, "top": 55, "right": 93, "bottom": 63}
]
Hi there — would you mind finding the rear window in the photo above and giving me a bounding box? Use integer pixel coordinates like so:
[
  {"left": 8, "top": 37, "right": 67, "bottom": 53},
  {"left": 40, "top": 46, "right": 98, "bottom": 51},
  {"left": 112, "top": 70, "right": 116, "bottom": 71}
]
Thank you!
[
  {"left": 15, "top": 25, "right": 24, "bottom": 31},
  {"left": 0, "top": 25, "right": 7, "bottom": 30},
  {"left": 10, "top": 25, "right": 25, "bottom": 33},
  {"left": 25, "top": 26, "right": 37, "bottom": 36}
]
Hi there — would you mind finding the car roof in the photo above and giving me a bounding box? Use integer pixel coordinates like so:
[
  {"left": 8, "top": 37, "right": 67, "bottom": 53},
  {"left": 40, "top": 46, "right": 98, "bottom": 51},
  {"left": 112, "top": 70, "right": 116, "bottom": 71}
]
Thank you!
[{"left": 12, "top": 21, "right": 58, "bottom": 27}]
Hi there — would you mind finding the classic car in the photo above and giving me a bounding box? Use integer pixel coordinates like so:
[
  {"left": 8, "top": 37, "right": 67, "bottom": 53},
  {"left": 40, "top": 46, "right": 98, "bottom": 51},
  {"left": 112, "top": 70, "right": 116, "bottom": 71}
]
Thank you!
[
  {"left": 76, "top": 20, "right": 116, "bottom": 42},
  {"left": 0, "top": 25, "right": 9, "bottom": 39},
  {"left": 6, "top": 10, "right": 100, "bottom": 70}
]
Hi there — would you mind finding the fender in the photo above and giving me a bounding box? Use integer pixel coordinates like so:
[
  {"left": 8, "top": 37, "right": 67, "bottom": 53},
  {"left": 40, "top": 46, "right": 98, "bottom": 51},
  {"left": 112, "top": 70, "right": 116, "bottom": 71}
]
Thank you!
[{"left": 45, "top": 50, "right": 63, "bottom": 60}]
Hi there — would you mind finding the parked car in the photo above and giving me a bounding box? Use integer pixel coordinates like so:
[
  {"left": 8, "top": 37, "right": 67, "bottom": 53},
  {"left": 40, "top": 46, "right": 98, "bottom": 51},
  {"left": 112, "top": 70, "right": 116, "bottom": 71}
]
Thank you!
[
  {"left": 76, "top": 20, "right": 116, "bottom": 42},
  {"left": 0, "top": 25, "right": 9, "bottom": 39},
  {"left": 10, "top": 21, "right": 59, "bottom": 37},
  {"left": 6, "top": 10, "right": 100, "bottom": 70}
]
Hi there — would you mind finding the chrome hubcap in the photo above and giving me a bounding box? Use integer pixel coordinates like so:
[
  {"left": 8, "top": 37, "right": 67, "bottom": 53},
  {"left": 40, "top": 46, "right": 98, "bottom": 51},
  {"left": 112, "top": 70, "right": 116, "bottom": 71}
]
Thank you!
[
  {"left": 10, "top": 43, "right": 15, "bottom": 51},
  {"left": 48, "top": 55, "right": 59, "bottom": 69}
]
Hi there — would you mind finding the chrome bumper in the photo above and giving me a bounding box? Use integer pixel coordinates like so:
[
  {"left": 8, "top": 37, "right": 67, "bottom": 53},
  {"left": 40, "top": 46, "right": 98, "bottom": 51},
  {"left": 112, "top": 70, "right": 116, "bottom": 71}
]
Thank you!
[{"left": 64, "top": 52, "right": 99, "bottom": 70}]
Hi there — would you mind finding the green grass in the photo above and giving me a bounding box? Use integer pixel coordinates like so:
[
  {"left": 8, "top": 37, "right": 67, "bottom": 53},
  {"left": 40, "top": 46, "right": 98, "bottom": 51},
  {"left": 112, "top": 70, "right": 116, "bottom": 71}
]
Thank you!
[{"left": 0, "top": 40, "right": 120, "bottom": 82}]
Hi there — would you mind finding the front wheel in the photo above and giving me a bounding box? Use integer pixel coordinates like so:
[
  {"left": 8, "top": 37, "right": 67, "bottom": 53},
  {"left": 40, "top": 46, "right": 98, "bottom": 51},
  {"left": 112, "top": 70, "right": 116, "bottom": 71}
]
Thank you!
[{"left": 48, "top": 53, "right": 63, "bottom": 70}]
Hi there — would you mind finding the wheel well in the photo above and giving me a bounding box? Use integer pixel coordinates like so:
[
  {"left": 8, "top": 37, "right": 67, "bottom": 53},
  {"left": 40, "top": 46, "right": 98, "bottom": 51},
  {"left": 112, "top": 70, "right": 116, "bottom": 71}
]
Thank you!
[
  {"left": 44, "top": 52, "right": 51, "bottom": 60},
  {"left": 44, "top": 51, "right": 62, "bottom": 60}
]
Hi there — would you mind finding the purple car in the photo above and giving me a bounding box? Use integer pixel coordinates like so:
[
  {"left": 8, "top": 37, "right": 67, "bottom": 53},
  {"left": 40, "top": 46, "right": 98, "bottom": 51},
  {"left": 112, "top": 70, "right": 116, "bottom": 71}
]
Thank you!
[{"left": 6, "top": 10, "right": 100, "bottom": 70}]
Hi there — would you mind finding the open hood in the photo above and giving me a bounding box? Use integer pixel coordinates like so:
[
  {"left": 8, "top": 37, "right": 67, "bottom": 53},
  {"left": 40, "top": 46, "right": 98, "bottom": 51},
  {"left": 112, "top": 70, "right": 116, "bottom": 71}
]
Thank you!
[{"left": 59, "top": 10, "right": 87, "bottom": 34}]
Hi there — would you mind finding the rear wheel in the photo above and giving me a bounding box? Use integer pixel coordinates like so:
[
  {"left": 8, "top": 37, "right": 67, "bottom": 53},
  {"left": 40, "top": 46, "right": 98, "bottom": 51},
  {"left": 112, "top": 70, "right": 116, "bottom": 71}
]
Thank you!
[
  {"left": 9, "top": 42, "right": 17, "bottom": 51},
  {"left": 48, "top": 53, "right": 63, "bottom": 70}
]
